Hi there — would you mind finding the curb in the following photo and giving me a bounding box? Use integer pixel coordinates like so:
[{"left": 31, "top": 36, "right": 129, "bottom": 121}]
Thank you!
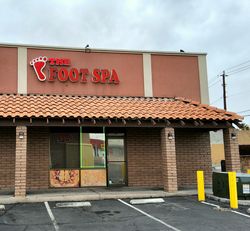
[
  {"left": 207, "top": 194, "right": 250, "bottom": 206},
  {"left": 0, "top": 190, "right": 197, "bottom": 204}
]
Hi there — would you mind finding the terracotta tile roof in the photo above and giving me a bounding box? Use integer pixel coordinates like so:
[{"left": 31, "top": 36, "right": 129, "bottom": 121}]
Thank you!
[{"left": 0, "top": 94, "right": 243, "bottom": 121}]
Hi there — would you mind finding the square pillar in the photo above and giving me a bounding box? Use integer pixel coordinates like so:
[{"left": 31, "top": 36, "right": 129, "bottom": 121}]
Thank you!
[
  {"left": 15, "top": 126, "right": 27, "bottom": 197},
  {"left": 223, "top": 128, "right": 241, "bottom": 172},
  {"left": 161, "top": 127, "right": 178, "bottom": 192}
]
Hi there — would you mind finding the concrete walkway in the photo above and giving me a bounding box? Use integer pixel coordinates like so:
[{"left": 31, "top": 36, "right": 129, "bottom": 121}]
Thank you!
[
  {"left": 0, "top": 187, "right": 201, "bottom": 204},
  {"left": 2, "top": 187, "right": 250, "bottom": 206}
]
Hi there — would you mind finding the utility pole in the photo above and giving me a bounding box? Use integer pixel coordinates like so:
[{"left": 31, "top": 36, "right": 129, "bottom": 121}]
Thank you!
[{"left": 221, "top": 70, "right": 228, "bottom": 110}]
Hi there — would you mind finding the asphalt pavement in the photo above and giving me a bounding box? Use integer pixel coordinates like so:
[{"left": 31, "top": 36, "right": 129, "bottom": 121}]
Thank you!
[{"left": 0, "top": 196, "right": 250, "bottom": 231}]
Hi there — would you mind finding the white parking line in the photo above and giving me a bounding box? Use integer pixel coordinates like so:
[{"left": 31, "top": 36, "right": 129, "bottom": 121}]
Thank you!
[
  {"left": 201, "top": 201, "right": 220, "bottom": 208},
  {"left": 231, "top": 210, "right": 250, "bottom": 218},
  {"left": 44, "top": 202, "right": 59, "bottom": 231},
  {"left": 201, "top": 201, "right": 250, "bottom": 218},
  {"left": 118, "top": 199, "right": 182, "bottom": 231}
]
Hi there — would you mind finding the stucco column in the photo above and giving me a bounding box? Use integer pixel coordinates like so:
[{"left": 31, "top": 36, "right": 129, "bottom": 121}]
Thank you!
[
  {"left": 223, "top": 128, "right": 241, "bottom": 172},
  {"left": 15, "top": 126, "right": 27, "bottom": 197},
  {"left": 161, "top": 127, "right": 178, "bottom": 192}
]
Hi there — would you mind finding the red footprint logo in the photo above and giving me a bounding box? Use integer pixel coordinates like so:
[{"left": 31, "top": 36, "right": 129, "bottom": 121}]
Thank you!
[{"left": 30, "top": 56, "right": 48, "bottom": 81}]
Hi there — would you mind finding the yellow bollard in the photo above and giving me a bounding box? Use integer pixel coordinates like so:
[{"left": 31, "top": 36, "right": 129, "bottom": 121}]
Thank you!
[
  {"left": 197, "top": 171, "right": 205, "bottom": 201},
  {"left": 228, "top": 172, "right": 238, "bottom": 209},
  {"left": 247, "top": 169, "right": 250, "bottom": 174}
]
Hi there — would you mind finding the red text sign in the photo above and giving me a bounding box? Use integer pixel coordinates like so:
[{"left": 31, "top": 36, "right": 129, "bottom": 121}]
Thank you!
[{"left": 30, "top": 56, "right": 120, "bottom": 84}]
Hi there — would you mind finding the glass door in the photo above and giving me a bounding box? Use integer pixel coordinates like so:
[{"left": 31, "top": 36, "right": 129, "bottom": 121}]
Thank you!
[{"left": 107, "top": 137, "right": 127, "bottom": 186}]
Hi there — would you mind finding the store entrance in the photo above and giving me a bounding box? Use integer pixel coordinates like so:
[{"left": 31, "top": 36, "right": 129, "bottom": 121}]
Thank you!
[
  {"left": 49, "top": 127, "right": 127, "bottom": 188},
  {"left": 107, "top": 137, "right": 127, "bottom": 186}
]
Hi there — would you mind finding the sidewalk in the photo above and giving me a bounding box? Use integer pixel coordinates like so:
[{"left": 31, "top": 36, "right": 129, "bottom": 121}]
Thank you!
[
  {"left": 0, "top": 187, "right": 201, "bottom": 204},
  {"left": 4, "top": 187, "right": 250, "bottom": 206}
]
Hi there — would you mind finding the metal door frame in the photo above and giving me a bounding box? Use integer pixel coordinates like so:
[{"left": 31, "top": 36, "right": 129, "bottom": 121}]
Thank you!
[{"left": 105, "top": 134, "right": 127, "bottom": 187}]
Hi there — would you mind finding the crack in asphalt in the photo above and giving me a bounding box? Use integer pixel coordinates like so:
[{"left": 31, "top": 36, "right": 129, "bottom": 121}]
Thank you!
[
  {"left": 0, "top": 222, "right": 53, "bottom": 226},
  {"left": 0, "top": 204, "right": 17, "bottom": 218}
]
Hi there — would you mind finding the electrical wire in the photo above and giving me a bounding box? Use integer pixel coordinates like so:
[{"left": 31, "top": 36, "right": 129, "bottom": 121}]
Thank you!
[
  {"left": 242, "top": 114, "right": 250, "bottom": 117},
  {"left": 227, "top": 65, "right": 250, "bottom": 75},
  {"left": 227, "top": 90, "right": 250, "bottom": 98},
  {"left": 216, "top": 61, "right": 250, "bottom": 78},
  {"left": 208, "top": 75, "right": 219, "bottom": 84},
  {"left": 208, "top": 65, "right": 248, "bottom": 88},
  {"left": 209, "top": 79, "right": 220, "bottom": 88},
  {"left": 211, "top": 61, "right": 250, "bottom": 116},
  {"left": 229, "top": 67, "right": 250, "bottom": 75},
  {"left": 237, "top": 109, "right": 250, "bottom": 113},
  {"left": 211, "top": 97, "right": 223, "bottom": 104},
  {"left": 225, "top": 60, "right": 250, "bottom": 72}
]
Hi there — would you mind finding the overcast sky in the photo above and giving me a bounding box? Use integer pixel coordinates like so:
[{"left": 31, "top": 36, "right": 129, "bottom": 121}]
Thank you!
[{"left": 0, "top": 0, "right": 250, "bottom": 123}]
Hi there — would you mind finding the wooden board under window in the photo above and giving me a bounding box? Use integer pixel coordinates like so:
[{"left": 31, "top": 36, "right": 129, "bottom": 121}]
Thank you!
[
  {"left": 50, "top": 169, "right": 79, "bottom": 188},
  {"left": 80, "top": 169, "right": 106, "bottom": 187}
]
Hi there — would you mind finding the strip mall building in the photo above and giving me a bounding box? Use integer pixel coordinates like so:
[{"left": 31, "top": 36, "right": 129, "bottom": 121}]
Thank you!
[{"left": 0, "top": 44, "right": 243, "bottom": 197}]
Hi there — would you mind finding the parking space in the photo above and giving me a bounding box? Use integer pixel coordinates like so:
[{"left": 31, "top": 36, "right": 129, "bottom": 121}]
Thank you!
[
  {"left": 49, "top": 199, "right": 165, "bottom": 231},
  {"left": 0, "top": 196, "right": 250, "bottom": 231},
  {"left": 0, "top": 203, "right": 54, "bottom": 231},
  {"left": 122, "top": 196, "right": 250, "bottom": 231}
]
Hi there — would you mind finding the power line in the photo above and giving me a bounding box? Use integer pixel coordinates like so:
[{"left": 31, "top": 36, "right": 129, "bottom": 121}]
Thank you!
[
  {"left": 227, "top": 65, "right": 250, "bottom": 75},
  {"left": 225, "top": 60, "right": 250, "bottom": 72},
  {"left": 211, "top": 90, "right": 250, "bottom": 106},
  {"left": 208, "top": 79, "right": 220, "bottom": 88},
  {"left": 208, "top": 63, "right": 250, "bottom": 89},
  {"left": 237, "top": 109, "right": 250, "bottom": 113},
  {"left": 238, "top": 110, "right": 250, "bottom": 114},
  {"left": 211, "top": 97, "right": 223, "bottom": 105},
  {"left": 212, "top": 61, "right": 250, "bottom": 113},
  {"left": 209, "top": 77, "right": 219, "bottom": 85},
  {"left": 227, "top": 63, "right": 250, "bottom": 74},
  {"left": 242, "top": 114, "right": 250, "bottom": 117},
  {"left": 227, "top": 90, "right": 250, "bottom": 98},
  {"left": 208, "top": 75, "right": 219, "bottom": 84}
]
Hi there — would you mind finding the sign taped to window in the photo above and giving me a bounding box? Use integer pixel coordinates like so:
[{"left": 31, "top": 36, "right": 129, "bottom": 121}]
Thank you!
[{"left": 242, "top": 184, "right": 250, "bottom": 194}]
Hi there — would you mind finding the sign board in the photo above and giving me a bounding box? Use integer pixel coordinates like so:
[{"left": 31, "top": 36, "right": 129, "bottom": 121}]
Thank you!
[
  {"left": 30, "top": 56, "right": 120, "bottom": 84},
  {"left": 243, "top": 184, "right": 250, "bottom": 194}
]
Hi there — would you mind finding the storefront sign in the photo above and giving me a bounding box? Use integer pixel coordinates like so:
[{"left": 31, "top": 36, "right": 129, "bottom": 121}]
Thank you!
[{"left": 30, "top": 56, "right": 120, "bottom": 84}]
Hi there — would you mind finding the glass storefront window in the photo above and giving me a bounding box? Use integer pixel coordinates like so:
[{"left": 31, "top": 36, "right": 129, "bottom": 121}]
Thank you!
[
  {"left": 49, "top": 127, "right": 126, "bottom": 188},
  {"left": 50, "top": 128, "right": 106, "bottom": 169},
  {"left": 80, "top": 131, "right": 106, "bottom": 168},
  {"left": 50, "top": 132, "right": 80, "bottom": 169}
]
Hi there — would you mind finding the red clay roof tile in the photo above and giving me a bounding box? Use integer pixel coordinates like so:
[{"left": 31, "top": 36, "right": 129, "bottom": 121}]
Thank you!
[{"left": 0, "top": 94, "right": 243, "bottom": 121}]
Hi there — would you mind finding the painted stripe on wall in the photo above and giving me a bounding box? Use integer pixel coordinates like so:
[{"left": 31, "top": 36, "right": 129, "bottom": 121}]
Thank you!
[
  {"left": 143, "top": 53, "right": 153, "bottom": 97},
  {"left": 198, "top": 55, "right": 209, "bottom": 104},
  {"left": 18, "top": 47, "right": 27, "bottom": 94}
]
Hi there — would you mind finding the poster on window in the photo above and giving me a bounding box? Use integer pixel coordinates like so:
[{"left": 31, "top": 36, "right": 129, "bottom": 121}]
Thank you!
[
  {"left": 243, "top": 184, "right": 250, "bottom": 194},
  {"left": 50, "top": 169, "right": 79, "bottom": 187}
]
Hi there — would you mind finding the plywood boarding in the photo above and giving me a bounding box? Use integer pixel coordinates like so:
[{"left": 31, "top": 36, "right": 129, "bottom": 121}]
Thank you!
[
  {"left": 50, "top": 169, "right": 79, "bottom": 188},
  {"left": 81, "top": 169, "right": 106, "bottom": 186}
]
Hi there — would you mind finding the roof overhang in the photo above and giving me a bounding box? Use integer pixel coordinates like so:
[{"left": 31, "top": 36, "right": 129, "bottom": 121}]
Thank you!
[{"left": 0, "top": 94, "right": 242, "bottom": 129}]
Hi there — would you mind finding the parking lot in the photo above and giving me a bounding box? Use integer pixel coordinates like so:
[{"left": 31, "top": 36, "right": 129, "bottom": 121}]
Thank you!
[{"left": 0, "top": 196, "right": 250, "bottom": 231}]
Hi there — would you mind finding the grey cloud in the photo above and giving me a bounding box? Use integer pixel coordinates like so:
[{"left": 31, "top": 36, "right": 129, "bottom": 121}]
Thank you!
[{"left": 0, "top": 0, "right": 250, "bottom": 122}]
